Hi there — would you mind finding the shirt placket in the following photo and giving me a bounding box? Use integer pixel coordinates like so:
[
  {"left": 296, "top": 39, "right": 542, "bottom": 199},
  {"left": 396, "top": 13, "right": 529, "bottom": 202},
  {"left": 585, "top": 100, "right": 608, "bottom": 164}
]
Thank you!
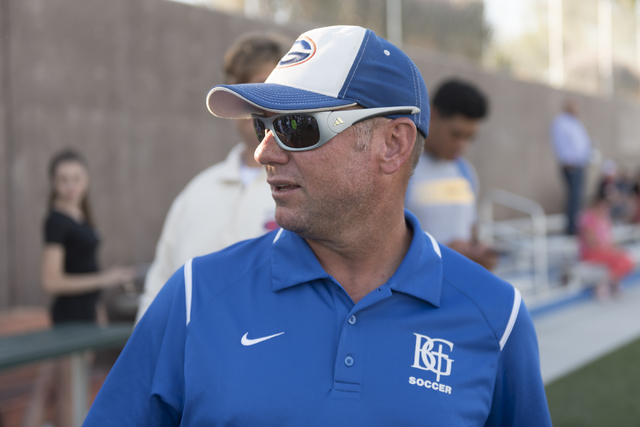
[{"left": 331, "top": 281, "right": 394, "bottom": 398}]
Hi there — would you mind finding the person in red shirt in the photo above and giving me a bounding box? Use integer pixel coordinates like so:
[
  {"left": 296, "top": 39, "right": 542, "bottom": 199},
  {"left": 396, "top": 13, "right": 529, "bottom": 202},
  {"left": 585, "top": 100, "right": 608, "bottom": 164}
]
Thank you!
[{"left": 578, "top": 183, "right": 634, "bottom": 300}]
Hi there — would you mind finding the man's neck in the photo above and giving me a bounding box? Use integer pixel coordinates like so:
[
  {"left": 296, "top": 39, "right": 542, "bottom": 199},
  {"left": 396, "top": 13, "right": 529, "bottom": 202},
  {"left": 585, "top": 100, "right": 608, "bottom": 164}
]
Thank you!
[{"left": 305, "top": 208, "right": 412, "bottom": 304}]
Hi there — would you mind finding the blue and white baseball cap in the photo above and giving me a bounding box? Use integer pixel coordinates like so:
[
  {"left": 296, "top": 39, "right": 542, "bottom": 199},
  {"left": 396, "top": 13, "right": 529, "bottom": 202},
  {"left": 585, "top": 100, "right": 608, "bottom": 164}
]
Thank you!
[{"left": 207, "top": 25, "right": 430, "bottom": 137}]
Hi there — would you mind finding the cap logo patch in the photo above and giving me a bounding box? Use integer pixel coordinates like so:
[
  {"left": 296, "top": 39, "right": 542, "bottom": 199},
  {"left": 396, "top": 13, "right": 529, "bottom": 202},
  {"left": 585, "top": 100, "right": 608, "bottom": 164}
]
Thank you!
[{"left": 277, "top": 36, "right": 316, "bottom": 68}]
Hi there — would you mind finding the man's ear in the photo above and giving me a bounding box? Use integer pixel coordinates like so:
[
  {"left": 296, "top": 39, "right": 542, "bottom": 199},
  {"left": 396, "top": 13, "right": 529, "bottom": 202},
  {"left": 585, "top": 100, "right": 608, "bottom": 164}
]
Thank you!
[{"left": 378, "top": 118, "right": 417, "bottom": 175}]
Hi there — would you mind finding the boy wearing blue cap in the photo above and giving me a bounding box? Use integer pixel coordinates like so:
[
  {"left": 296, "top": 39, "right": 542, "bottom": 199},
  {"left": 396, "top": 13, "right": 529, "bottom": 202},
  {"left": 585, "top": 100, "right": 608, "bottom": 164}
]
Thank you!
[{"left": 85, "top": 26, "right": 551, "bottom": 426}]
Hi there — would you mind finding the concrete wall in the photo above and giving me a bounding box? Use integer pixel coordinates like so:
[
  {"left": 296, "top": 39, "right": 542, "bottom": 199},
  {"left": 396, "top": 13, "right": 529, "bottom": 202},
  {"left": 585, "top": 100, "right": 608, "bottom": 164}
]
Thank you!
[{"left": 2, "top": 0, "right": 640, "bottom": 308}]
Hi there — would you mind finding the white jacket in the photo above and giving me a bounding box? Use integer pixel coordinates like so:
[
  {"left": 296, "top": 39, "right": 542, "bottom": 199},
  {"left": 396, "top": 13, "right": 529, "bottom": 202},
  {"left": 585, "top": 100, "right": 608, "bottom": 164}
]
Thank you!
[{"left": 135, "top": 143, "right": 276, "bottom": 322}]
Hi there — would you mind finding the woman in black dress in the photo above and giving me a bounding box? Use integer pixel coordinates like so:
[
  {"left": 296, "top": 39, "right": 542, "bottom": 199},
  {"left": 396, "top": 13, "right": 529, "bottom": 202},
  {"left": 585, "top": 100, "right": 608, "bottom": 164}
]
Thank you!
[
  {"left": 28, "top": 149, "right": 133, "bottom": 427},
  {"left": 41, "top": 149, "right": 134, "bottom": 324}
]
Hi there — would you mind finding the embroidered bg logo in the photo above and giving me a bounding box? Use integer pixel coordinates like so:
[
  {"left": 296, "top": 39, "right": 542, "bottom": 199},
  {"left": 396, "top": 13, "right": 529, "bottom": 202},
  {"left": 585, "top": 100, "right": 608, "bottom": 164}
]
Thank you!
[
  {"left": 411, "top": 333, "right": 454, "bottom": 382},
  {"left": 277, "top": 36, "right": 316, "bottom": 68}
]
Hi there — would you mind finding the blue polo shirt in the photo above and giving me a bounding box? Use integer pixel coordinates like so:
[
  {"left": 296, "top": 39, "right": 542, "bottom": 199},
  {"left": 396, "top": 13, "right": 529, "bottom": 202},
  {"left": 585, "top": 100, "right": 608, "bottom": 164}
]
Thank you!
[{"left": 85, "top": 211, "right": 551, "bottom": 426}]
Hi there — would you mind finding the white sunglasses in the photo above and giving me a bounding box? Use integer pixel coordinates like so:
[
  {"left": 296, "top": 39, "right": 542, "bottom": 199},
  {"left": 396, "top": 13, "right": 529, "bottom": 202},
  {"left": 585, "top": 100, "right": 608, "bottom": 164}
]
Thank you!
[{"left": 252, "top": 106, "right": 420, "bottom": 152}]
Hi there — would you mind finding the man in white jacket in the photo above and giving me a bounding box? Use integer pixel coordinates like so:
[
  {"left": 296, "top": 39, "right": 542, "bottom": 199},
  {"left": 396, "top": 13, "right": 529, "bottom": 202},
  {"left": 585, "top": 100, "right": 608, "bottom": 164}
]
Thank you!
[{"left": 135, "top": 33, "right": 289, "bottom": 323}]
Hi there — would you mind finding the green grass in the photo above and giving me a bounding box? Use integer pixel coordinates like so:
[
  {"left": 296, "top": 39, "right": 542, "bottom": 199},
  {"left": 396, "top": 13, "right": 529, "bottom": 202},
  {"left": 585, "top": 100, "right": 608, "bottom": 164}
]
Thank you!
[{"left": 545, "top": 336, "right": 640, "bottom": 427}]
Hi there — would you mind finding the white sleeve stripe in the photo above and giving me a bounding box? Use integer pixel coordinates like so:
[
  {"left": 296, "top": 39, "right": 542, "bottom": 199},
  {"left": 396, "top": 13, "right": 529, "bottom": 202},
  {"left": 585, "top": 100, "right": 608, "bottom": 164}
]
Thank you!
[
  {"left": 184, "top": 258, "right": 193, "bottom": 326},
  {"left": 273, "top": 228, "right": 284, "bottom": 243},
  {"left": 424, "top": 231, "right": 442, "bottom": 258},
  {"left": 499, "top": 287, "right": 522, "bottom": 351}
]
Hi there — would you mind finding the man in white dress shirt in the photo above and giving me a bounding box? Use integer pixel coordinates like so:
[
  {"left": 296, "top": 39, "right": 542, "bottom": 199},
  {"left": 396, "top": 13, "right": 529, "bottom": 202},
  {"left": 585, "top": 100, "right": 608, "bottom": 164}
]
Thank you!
[
  {"left": 550, "top": 99, "right": 592, "bottom": 235},
  {"left": 135, "top": 33, "right": 289, "bottom": 323}
]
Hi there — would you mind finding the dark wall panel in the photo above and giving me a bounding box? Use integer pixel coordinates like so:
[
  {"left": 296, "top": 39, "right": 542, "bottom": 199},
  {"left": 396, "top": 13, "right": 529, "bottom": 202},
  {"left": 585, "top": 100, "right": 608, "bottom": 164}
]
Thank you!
[
  {"left": 2, "top": 0, "right": 299, "bottom": 306},
  {"left": 0, "top": 0, "right": 11, "bottom": 307}
]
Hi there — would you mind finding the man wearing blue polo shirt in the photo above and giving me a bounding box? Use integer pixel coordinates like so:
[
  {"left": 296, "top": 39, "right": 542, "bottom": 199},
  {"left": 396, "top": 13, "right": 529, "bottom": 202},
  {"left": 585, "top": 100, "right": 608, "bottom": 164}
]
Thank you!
[{"left": 85, "top": 25, "right": 551, "bottom": 426}]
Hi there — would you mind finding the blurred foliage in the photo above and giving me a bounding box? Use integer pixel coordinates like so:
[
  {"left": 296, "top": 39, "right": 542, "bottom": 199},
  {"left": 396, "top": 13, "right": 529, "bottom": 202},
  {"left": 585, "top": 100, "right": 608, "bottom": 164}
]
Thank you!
[
  {"left": 403, "top": 0, "right": 490, "bottom": 62},
  {"left": 484, "top": 0, "right": 640, "bottom": 99},
  {"left": 483, "top": 0, "right": 549, "bottom": 79},
  {"left": 251, "top": 0, "right": 490, "bottom": 62},
  {"left": 181, "top": 0, "right": 640, "bottom": 100},
  {"left": 239, "top": 0, "right": 387, "bottom": 32}
]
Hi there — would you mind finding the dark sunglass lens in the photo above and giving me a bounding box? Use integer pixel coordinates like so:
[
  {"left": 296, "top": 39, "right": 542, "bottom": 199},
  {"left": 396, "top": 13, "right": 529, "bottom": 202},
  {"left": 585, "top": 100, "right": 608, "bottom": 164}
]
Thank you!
[
  {"left": 273, "top": 115, "right": 320, "bottom": 148},
  {"left": 253, "top": 118, "right": 266, "bottom": 142}
]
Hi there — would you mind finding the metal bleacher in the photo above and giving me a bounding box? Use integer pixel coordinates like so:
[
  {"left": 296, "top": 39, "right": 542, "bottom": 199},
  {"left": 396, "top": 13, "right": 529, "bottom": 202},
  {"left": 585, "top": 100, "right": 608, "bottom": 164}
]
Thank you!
[{"left": 479, "top": 189, "right": 640, "bottom": 309}]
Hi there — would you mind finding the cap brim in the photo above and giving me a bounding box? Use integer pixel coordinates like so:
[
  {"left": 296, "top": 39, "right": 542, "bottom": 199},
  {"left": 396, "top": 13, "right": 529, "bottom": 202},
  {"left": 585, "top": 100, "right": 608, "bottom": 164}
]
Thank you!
[{"left": 206, "top": 83, "right": 356, "bottom": 118}]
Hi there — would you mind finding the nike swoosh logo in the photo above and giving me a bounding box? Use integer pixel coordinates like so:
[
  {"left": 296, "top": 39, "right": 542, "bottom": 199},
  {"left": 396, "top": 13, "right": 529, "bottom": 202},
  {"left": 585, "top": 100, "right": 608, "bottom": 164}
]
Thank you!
[{"left": 241, "top": 332, "right": 285, "bottom": 346}]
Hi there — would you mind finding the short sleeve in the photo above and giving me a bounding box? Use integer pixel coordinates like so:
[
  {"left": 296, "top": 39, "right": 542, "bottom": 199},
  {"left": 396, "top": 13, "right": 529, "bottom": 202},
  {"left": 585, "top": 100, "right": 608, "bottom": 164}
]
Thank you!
[
  {"left": 84, "top": 266, "right": 188, "bottom": 425},
  {"left": 44, "top": 213, "right": 66, "bottom": 244}
]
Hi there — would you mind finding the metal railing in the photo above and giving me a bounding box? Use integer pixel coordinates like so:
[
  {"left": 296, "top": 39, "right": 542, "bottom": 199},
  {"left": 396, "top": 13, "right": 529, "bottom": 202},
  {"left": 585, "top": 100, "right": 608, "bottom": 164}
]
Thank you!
[
  {"left": 0, "top": 323, "right": 133, "bottom": 427},
  {"left": 479, "top": 189, "right": 549, "bottom": 293}
]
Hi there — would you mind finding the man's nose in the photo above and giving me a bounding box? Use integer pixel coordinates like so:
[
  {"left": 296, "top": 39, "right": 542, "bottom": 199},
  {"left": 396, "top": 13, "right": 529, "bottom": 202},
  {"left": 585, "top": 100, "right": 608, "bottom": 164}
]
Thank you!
[{"left": 255, "top": 130, "right": 290, "bottom": 166}]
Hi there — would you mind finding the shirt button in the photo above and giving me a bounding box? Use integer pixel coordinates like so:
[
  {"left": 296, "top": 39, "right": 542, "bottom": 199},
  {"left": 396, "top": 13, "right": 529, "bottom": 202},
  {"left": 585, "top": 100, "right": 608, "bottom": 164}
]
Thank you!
[
  {"left": 348, "top": 315, "right": 356, "bottom": 325},
  {"left": 344, "top": 356, "right": 354, "bottom": 367}
]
